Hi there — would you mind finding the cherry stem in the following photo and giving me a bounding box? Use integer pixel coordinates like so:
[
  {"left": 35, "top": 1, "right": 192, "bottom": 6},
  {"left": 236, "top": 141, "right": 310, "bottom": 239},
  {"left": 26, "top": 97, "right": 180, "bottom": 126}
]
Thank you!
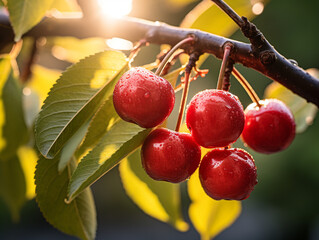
[
  {"left": 217, "top": 43, "right": 233, "bottom": 90},
  {"left": 175, "top": 71, "right": 191, "bottom": 132},
  {"left": 174, "top": 52, "right": 201, "bottom": 132},
  {"left": 21, "top": 39, "right": 38, "bottom": 83},
  {"left": 155, "top": 36, "right": 194, "bottom": 76},
  {"left": 211, "top": 0, "right": 244, "bottom": 28},
  {"left": 232, "top": 67, "right": 261, "bottom": 107},
  {"left": 9, "top": 40, "right": 23, "bottom": 59}
]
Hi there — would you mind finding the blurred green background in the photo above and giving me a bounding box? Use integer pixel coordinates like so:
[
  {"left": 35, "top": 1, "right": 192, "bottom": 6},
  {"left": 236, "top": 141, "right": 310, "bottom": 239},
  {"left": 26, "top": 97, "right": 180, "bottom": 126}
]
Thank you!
[{"left": 1, "top": 0, "right": 319, "bottom": 239}]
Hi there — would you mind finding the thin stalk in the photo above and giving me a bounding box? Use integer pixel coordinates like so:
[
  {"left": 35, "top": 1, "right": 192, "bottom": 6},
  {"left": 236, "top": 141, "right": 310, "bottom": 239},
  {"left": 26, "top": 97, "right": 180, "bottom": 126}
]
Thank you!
[
  {"left": 211, "top": 0, "right": 244, "bottom": 27},
  {"left": 217, "top": 43, "right": 232, "bottom": 90},
  {"left": 21, "top": 39, "right": 38, "bottom": 83},
  {"left": 155, "top": 36, "right": 194, "bottom": 76},
  {"left": 175, "top": 71, "right": 191, "bottom": 132},
  {"left": 9, "top": 40, "right": 23, "bottom": 59},
  {"left": 232, "top": 67, "right": 261, "bottom": 107}
]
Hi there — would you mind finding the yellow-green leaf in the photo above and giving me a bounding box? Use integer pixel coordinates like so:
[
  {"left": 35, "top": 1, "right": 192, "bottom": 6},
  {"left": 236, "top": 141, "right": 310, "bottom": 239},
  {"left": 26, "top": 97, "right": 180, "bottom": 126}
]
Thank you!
[
  {"left": 51, "top": 0, "right": 80, "bottom": 12},
  {"left": 28, "top": 64, "right": 61, "bottom": 105},
  {"left": 7, "top": 0, "right": 55, "bottom": 41},
  {"left": 17, "top": 146, "right": 37, "bottom": 200},
  {"left": 76, "top": 97, "right": 120, "bottom": 158},
  {"left": 119, "top": 148, "right": 188, "bottom": 231},
  {"left": 188, "top": 169, "right": 241, "bottom": 240},
  {"left": 181, "top": 0, "right": 256, "bottom": 36},
  {"left": 163, "top": 66, "right": 185, "bottom": 89},
  {"left": 165, "top": 0, "right": 198, "bottom": 8},
  {"left": 22, "top": 65, "right": 60, "bottom": 127},
  {"left": 68, "top": 121, "right": 150, "bottom": 202},
  {"left": 264, "top": 68, "right": 318, "bottom": 133},
  {"left": 50, "top": 37, "right": 108, "bottom": 63}
]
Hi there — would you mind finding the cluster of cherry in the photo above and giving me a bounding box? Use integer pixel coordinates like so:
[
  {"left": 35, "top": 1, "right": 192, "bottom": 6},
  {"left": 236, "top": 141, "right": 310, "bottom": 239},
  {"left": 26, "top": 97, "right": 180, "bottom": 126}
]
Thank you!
[{"left": 113, "top": 67, "right": 296, "bottom": 201}]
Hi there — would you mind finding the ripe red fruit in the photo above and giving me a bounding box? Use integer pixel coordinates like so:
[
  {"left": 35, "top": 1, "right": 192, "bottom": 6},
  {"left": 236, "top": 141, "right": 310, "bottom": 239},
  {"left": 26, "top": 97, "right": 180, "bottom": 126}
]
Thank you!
[
  {"left": 241, "top": 99, "right": 296, "bottom": 154},
  {"left": 113, "top": 67, "right": 175, "bottom": 128},
  {"left": 199, "top": 148, "right": 257, "bottom": 200},
  {"left": 186, "top": 89, "right": 245, "bottom": 148},
  {"left": 141, "top": 128, "right": 201, "bottom": 183}
]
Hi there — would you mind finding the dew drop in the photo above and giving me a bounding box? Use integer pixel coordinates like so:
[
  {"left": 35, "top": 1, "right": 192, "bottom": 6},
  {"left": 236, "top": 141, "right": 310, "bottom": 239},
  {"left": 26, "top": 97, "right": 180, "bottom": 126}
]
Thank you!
[{"left": 144, "top": 92, "right": 150, "bottom": 98}]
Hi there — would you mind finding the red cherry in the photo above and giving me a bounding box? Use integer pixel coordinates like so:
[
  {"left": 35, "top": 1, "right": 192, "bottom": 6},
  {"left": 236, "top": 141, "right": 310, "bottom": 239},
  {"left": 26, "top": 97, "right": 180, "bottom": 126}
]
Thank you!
[
  {"left": 186, "top": 89, "right": 245, "bottom": 148},
  {"left": 141, "top": 128, "right": 201, "bottom": 183},
  {"left": 113, "top": 67, "right": 175, "bottom": 128},
  {"left": 199, "top": 148, "right": 257, "bottom": 200},
  {"left": 241, "top": 99, "right": 296, "bottom": 154}
]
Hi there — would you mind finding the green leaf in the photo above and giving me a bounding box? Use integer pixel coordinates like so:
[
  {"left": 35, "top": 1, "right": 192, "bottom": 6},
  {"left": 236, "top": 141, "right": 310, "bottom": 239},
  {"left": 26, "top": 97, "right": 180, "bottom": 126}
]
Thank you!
[
  {"left": 76, "top": 97, "right": 120, "bottom": 158},
  {"left": 163, "top": 66, "right": 184, "bottom": 89},
  {"left": 0, "top": 154, "right": 26, "bottom": 222},
  {"left": 35, "top": 50, "right": 128, "bottom": 159},
  {"left": 188, "top": 169, "right": 241, "bottom": 240},
  {"left": 7, "top": 0, "right": 55, "bottom": 41},
  {"left": 50, "top": 37, "right": 108, "bottom": 63},
  {"left": 264, "top": 69, "right": 318, "bottom": 133},
  {"left": 119, "top": 148, "right": 188, "bottom": 231},
  {"left": 0, "top": 56, "right": 27, "bottom": 160},
  {"left": 68, "top": 121, "right": 151, "bottom": 202},
  {"left": 35, "top": 155, "right": 96, "bottom": 240},
  {"left": 59, "top": 119, "right": 91, "bottom": 173}
]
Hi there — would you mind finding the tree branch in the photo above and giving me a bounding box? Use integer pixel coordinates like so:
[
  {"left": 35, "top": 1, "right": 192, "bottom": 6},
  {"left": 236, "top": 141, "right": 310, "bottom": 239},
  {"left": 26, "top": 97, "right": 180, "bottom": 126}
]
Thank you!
[{"left": 0, "top": 13, "right": 318, "bottom": 107}]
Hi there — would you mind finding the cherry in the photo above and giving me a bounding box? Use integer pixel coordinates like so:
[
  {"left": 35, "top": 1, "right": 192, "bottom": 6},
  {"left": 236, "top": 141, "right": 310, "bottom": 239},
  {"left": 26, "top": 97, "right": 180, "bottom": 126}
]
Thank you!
[
  {"left": 199, "top": 148, "right": 257, "bottom": 200},
  {"left": 186, "top": 89, "right": 245, "bottom": 148},
  {"left": 141, "top": 128, "right": 201, "bottom": 183},
  {"left": 113, "top": 67, "right": 175, "bottom": 128},
  {"left": 241, "top": 99, "right": 296, "bottom": 154}
]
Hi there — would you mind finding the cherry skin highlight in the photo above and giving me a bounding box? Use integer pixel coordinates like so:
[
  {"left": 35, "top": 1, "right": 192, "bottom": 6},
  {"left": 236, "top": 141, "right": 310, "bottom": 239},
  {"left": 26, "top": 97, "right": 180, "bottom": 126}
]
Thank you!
[
  {"left": 113, "top": 67, "right": 175, "bottom": 128},
  {"left": 186, "top": 89, "right": 245, "bottom": 148},
  {"left": 199, "top": 148, "right": 257, "bottom": 200},
  {"left": 241, "top": 99, "right": 296, "bottom": 154},
  {"left": 141, "top": 128, "right": 201, "bottom": 183}
]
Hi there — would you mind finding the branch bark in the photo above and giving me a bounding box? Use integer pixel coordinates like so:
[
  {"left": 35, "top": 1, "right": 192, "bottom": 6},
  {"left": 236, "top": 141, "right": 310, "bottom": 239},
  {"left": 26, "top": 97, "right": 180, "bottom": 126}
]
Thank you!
[{"left": 0, "top": 13, "right": 318, "bottom": 107}]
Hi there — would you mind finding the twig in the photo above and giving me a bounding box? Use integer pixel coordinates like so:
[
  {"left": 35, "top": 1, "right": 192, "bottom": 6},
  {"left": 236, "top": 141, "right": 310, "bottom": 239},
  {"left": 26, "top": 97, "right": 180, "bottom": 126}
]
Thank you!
[
  {"left": 222, "top": 59, "right": 234, "bottom": 91},
  {"left": 217, "top": 42, "right": 233, "bottom": 90},
  {"left": 0, "top": 13, "right": 318, "bottom": 106},
  {"left": 20, "top": 39, "right": 38, "bottom": 83}
]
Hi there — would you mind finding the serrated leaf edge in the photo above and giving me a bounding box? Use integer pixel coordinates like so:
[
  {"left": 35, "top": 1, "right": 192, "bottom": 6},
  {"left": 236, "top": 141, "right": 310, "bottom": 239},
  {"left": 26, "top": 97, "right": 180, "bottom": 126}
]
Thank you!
[
  {"left": 35, "top": 51, "right": 128, "bottom": 159},
  {"left": 67, "top": 126, "right": 150, "bottom": 203}
]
